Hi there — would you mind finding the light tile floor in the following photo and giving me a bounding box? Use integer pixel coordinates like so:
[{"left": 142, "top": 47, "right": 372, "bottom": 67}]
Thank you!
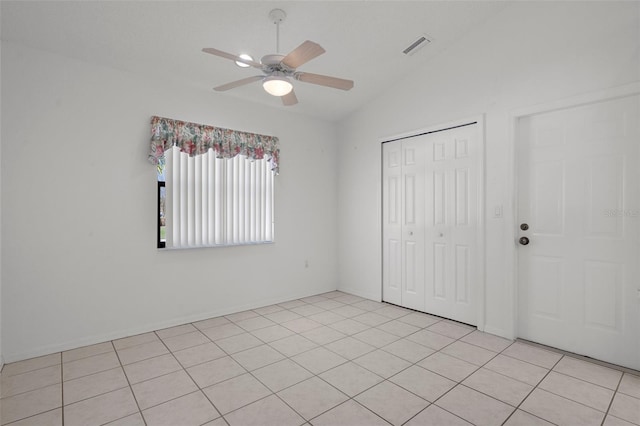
[{"left": 1, "top": 291, "right": 639, "bottom": 426}]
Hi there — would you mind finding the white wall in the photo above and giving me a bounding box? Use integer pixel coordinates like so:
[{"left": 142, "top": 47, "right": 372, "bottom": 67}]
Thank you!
[
  {"left": 1, "top": 42, "right": 339, "bottom": 362},
  {"left": 337, "top": 2, "right": 640, "bottom": 337}
]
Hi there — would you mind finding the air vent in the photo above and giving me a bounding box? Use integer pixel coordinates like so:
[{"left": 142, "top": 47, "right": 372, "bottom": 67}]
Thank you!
[{"left": 402, "top": 35, "right": 431, "bottom": 55}]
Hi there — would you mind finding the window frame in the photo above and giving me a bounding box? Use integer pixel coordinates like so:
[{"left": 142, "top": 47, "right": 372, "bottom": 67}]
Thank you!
[{"left": 157, "top": 181, "right": 166, "bottom": 249}]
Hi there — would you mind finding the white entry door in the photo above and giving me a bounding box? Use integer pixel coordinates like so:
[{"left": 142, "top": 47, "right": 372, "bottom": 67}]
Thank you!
[
  {"left": 517, "top": 94, "right": 640, "bottom": 369},
  {"left": 382, "top": 123, "right": 480, "bottom": 325}
]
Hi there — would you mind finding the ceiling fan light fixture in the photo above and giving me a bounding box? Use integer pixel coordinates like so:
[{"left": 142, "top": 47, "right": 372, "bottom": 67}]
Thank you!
[
  {"left": 263, "top": 75, "right": 293, "bottom": 96},
  {"left": 235, "top": 54, "right": 254, "bottom": 68}
]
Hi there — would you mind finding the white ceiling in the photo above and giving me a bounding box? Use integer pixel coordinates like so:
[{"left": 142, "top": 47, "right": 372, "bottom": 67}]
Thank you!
[{"left": 1, "top": 1, "right": 510, "bottom": 122}]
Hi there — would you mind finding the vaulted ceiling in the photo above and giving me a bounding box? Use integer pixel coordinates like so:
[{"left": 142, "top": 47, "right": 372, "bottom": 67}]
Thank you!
[{"left": 1, "top": 1, "right": 510, "bottom": 121}]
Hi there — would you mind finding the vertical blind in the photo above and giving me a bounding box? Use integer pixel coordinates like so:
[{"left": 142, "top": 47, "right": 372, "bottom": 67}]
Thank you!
[
  {"left": 164, "top": 147, "right": 274, "bottom": 248},
  {"left": 148, "top": 116, "right": 279, "bottom": 249}
]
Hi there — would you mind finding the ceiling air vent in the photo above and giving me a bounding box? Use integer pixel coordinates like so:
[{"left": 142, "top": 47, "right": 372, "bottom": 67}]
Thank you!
[{"left": 402, "top": 35, "right": 431, "bottom": 55}]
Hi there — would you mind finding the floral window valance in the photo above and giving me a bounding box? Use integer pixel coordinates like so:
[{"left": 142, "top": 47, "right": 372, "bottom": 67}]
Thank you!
[{"left": 148, "top": 116, "right": 280, "bottom": 174}]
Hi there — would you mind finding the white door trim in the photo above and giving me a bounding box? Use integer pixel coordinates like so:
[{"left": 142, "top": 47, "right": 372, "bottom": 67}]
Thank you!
[
  {"left": 379, "top": 115, "right": 486, "bottom": 330},
  {"left": 507, "top": 81, "right": 640, "bottom": 340}
]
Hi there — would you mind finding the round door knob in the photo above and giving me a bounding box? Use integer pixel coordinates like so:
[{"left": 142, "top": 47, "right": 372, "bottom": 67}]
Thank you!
[
  {"left": 519, "top": 237, "right": 530, "bottom": 246},
  {"left": 520, "top": 223, "right": 529, "bottom": 231}
]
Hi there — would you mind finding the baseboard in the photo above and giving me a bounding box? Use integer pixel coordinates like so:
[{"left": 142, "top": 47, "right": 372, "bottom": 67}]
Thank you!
[
  {"left": 482, "top": 325, "right": 515, "bottom": 341},
  {"left": 337, "top": 285, "right": 381, "bottom": 302},
  {"left": 3, "top": 286, "right": 338, "bottom": 363},
  {"left": 0, "top": 354, "right": 4, "bottom": 373}
]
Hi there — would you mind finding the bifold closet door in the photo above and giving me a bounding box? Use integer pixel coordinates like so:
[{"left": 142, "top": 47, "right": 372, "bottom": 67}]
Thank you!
[
  {"left": 422, "top": 126, "right": 479, "bottom": 325},
  {"left": 383, "top": 124, "right": 479, "bottom": 326},
  {"left": 382, "top": 142, "right": 403, "bottom": 305},
  {"left": 382, "top": 139, "right": 425, "bottom": 311},
  {"left": 400, "top": 139, "right": 426, "bottom": 311}
]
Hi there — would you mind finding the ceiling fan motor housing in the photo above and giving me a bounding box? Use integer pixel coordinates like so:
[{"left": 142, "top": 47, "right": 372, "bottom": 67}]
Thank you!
[
  {"left": 261, "top": 54, "right": 294, "bottom": 76},
  {"left": 261, "top": 54, "right": 285, "bottom": 66}
]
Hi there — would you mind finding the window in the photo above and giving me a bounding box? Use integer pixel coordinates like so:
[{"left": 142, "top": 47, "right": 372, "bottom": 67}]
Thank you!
[
  {"left": 149, "top": 116, "right": 279, "bottom": 249},
  {"left": 157, "top": 181, "right": 166, "bottom": 248}
]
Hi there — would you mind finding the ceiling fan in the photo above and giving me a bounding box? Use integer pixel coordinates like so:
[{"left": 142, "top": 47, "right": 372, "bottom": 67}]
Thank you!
[{"left": 202, "top": 9, "right": 354, "bottom": 106}]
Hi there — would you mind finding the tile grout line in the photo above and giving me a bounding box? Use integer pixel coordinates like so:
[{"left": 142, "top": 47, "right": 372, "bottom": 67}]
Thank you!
[
  {"left": 600, "top": 371, "right": 624, "bottom": 426},
  {"left": 214, "top": 323, "right": 329, "bottom": 424},
  {"left": 36, "top": 354, "right": 133, "bottom": 424},
  {"left": 308, "top": 399, "right": 393, "bottom": 426},
  {"left": 220, "top": 306, "right": 350, "bottom": 424},
  {"left": 146, "top": 330, "right": 223, "bottom": 420},
  {"left": 481, "top": 358, "right": 547, "bottom": 388},
  {"left": 110, "top": 340, "right": 147, "bottom": 426},
  {"left": 398, "top": 333, "right": 506, "bottom": 426},
  {"left": 499, "top": 352, "right": 565, "bottom": 426},
  {"left": 407, "top": 335, "right": 578, "bottom": 425},
  {"left": 0, "top": 364, "right": 60, "bottom": 400},
  {"left": 517, "top": 338, "right": 640, "bottom": 377},
  {"left": 546, "top": 368, "right": 622, "bottom": 393},
  {"left": 0, "top": 354, "right": 65, "bottom": 426},
  {"left": 183, "top": 295, "right": 393, "bottom": 424},
  {"left": 59, "top": 352, "right": 64, "bottom": 426},
  {"left": 235, "top": 308, "right": 394, "bottom": 425},
  {"left": 401, "top": 403, "right": 469, "bottom": 426},
  {"left": 306, "top": 379, "right": 392, "bottom": 426},
  {"left": 528, "top": 375, "right": 621, "bottom": 417},
  {"left": 498, "top": 351, "right": 564, "bottom": 374},
  {"left": 547, "top": 366, "right": 626, "bottom": 392},
  {"left": 0, "top": 362, "right": 60, "bottom": 380},
  {"left": 157, "top": 322, "right": 302, "bottom": 425},
  {"left": 53, "top": 372, "right": 131, "bottom": 412},
  {"left": 0, "top": 408, "right": 62, "bottom": 426},
  {"left": 273, "top": 307, "right": 476, "bottom": 425},
  {"left": 166, "top": 311, "right": 288, "bottom": 424}
]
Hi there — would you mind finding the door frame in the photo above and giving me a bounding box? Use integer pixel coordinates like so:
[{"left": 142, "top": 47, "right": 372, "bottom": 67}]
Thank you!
[
  {"left": 380, "top": 115, "right": 486, "bottom": 330},
  {"left": 507, "top": 82, "right": 640, "bottom": 340}
]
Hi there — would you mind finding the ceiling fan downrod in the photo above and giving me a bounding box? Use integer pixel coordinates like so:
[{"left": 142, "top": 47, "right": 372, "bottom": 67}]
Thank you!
[{"left": 268, "top": 9, "right": 286, "bottom": 54}]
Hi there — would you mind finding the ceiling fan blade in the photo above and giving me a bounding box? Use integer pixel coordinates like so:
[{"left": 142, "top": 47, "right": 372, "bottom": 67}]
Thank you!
[
  {"left": 202, "top": 48, "right": 262, "bottom": 68},
  {"left": 214, "top": 76, "right": 263, "bottom": 91},
  {"left": 281, "top": 90, "right": 298, "bottom": 106},
  {"left": 296, "top": 72, "right": 354, "bottom": 91},
  {"left": 281, "top": 41, "right": 325, "bottom": 69}
]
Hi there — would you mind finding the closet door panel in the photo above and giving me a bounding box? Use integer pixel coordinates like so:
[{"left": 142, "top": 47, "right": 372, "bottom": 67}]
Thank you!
[
  {"left": 382, "top": 143, "right": 402, "bottom": 305},
  {"left": 401, "top": 140, "right": 426, "bottom": 311}
]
